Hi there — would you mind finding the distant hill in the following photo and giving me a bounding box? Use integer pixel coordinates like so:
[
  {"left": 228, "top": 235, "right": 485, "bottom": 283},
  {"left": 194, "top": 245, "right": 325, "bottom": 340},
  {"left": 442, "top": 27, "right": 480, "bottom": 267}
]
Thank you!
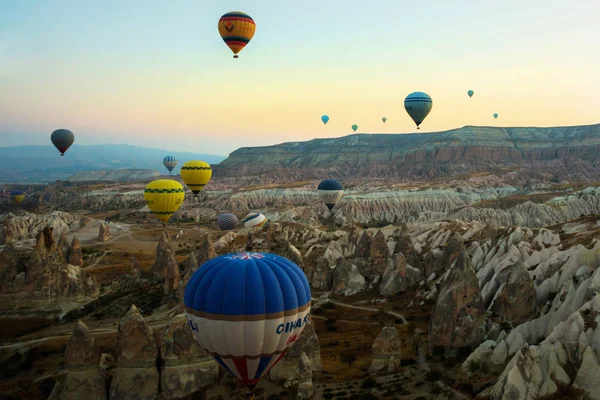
[
  {"left": 215, "top": 123, "right": 600, "bottom": 182},
  {"left": 0, "top": 143, "right": 226, "bottom": 183},
  {"left": 67, "top": 169, "right": 161, "bottom": 182}
]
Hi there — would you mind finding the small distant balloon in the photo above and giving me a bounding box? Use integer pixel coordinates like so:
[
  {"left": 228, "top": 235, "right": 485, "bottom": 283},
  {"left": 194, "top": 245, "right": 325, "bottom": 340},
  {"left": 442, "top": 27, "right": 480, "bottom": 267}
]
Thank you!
[
  {"left": 493, "top": 113, "right": 498, "bottom": 119},
  {"left": 404, "top": 92, "right": 433, "bottom": 129},
  {"left": 217, "top": 213, "right": 239, "bottom": 230},
  {"left": 243, "top": 213, "right": 267, "bottom": 229},
  {"left": 321, "top": 115, "right": 329, "bottom": 125},
  {"left": 163, "top": 156, "right": 178, "bottom": 174},
  {"left": 382, "top": 117, "right": 387, "bottom": 123},
  {"left": 467, "top": 90, "right": 474, "bottom": 98},
  {"left": 351, "top": 124, "right": 358, "bottom": 132},
  {"left": 51, "top": 129, "right": 75, "bottom": 156},
  {"left": 9, "top": 190, "right": 25, "bottom": 204}
]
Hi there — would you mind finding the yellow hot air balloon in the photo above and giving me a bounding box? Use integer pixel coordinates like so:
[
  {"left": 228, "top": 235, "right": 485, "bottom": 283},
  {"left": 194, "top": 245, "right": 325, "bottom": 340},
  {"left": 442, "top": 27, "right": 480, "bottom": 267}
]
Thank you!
[
  {"left": 180, "top": 160, "right": 212, "bottom": 196},
  {"left": 144, "top": 180, "right": 185, "bottom": 223},
  {"left": 218, "top": 11, "right": 256, "bottom": 58}
]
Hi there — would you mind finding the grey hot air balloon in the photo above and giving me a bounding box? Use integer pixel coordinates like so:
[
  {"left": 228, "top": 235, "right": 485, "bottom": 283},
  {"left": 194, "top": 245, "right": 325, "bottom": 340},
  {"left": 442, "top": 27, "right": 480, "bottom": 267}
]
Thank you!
[
  {"left": 404, "top": 92, "right": 433, "bottom": 129},
  {"left": 51, "top": 129, "right": 75, "bottom": 156},
  {"left": 217, "top": 213, "right": 239, "bottom": 230}
]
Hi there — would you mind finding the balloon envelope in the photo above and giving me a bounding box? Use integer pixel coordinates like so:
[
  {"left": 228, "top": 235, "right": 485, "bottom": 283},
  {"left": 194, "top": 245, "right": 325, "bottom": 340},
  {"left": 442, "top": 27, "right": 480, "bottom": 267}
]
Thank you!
[
  {"left": 180, "top": 161, "right": 212, "bottom": 195},
  {"left": 404, "top": 92, "right": 433, "bottom": 129},
  {"left": 243, "top": 213, "right": 266, "bottom": 228},
  {"left": 218, "top": 11, "right": 256, "bottom": 58},
  {"left": 493, "top": 113, "right": 498, "bottom": 119},
  {"left": 184, "top": 252, "right": 311, "bottom": 386},
  {"left": 9, "top": 190, "right": 25, "bottom": 204},
  {"left": 143, "top": 180, "right": 185, "bottom": 223},
  {"left": 351, "top": 125, "right": 358, "bottom": 132},
  {"left": 382, "top": 117, "right": 387, "bottom": 123},
  {"left": 321, "top": 115, "right": 329, "bottom": 125},
  {"left": 163, "top": 156, "right": 178, "bottom": 173},
  {"left": 317, "top": 179, "right": 344, "bottom": 211},
  {"left": 468, "top": 90, "right": 474, "bottom": 98},
  {"left": 217, "top": 213, "right": 239, "bottom": 230},
  {"left": 50, "top": 129, "right": 75, "bottom": 156}
]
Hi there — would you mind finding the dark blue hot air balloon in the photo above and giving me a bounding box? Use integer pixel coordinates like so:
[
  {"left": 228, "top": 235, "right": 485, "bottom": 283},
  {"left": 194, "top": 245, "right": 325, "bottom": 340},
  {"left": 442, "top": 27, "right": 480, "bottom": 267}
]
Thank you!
[
  {"left": 217, "top": 213, "right": 239, "bottom": 230},
  {"left": 317, "top": 179, "right": 344, "bottom": 211}
]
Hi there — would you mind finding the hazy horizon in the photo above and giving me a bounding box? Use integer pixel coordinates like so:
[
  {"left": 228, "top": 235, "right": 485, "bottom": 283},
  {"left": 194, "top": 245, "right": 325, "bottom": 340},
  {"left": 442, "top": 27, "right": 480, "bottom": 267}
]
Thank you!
[{"left": 2, "top": 0, "right": 599, "bottom": 155}]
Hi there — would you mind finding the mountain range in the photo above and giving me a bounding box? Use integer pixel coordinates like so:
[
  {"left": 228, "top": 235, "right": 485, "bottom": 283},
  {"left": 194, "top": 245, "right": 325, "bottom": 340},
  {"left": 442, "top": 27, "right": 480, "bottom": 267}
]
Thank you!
[
  {"left": 0, "top": 141, "right": 226, "bottom": 183},
  {"left": 216, "top": 124, "right": 600, "bottom": 182}
]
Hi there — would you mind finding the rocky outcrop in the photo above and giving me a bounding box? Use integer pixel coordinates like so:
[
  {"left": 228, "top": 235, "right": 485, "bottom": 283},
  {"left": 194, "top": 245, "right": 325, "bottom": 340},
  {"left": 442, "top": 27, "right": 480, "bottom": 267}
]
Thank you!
[
  {"left": 196, "top": 234, "right": 216, "bottom": 265},
  {"left": 67, "top": 236, "right": 83, "bottom": 267},
  {"left": 429, "top": 234, "right": 486, "bottom": 352},
  {"left": 380, "top": 252, "right": 422, "bottom": 296},
  {"left": 57, "top": 321, "right": 105, "bottom": 400},
  {"left": 131, "top": 257, "right": 142, "bottom": 279},
  {"left": 153, "top": 232, "right": 180, "bottom": 294},
  {"left": 490, "top": 262, "right": 537, "bottom": 324},
  {"left": 369, "top": 326, "right": 402, "bottom": 373},
  {"left": 160, "top": 314, "right": 218, "bottom": 399},
  {"left": 0, "top": 243, "right": 21, "bottom": 292},
  {"left": 0, "top": 211, "right": 80, "bottom": 245},
  {"left": 110, "top": 305, "right": 159, "bottom": 400},
  {"left": 270, "top": 319, "right": 321, "bottom": 385},
  {"left": 98, "top": 222, "right": 110, "bottom": 242},
  {"left": 332, "top": 257, "right": 366, "bottom": 296}
]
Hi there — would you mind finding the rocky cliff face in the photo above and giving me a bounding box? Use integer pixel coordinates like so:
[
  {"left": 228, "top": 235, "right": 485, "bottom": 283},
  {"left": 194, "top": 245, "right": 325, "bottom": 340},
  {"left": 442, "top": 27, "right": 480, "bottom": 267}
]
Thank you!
[{"left": 216, "top": 124, "right": 600, "bottom": 181}]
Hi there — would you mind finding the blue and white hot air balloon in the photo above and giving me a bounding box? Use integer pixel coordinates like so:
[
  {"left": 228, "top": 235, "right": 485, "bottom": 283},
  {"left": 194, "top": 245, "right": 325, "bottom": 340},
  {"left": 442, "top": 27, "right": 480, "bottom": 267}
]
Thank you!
[
  {"left": 317, "top": 179, "right": 344, "bottom": 211},
  {"left": 243, "top": 212, "right": 267, "bottom": 228},
  {"left": 217, "top": 213, "right": 239, "bottom": 230},
  {"left": 404, "top": 92, "right": 433, "bottom": 129},
  {"left": 163, "top": 156, "right": 178, "bottom": 174},
  {"left": 184, "top": 252, "right": 311, "bottom": 397}
]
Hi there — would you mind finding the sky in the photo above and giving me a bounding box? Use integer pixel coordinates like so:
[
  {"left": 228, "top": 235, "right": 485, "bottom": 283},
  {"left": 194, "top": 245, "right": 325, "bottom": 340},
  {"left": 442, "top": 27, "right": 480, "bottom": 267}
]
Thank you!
[{"left": 1, "top": 0, "right": 599, "bottom": 156}]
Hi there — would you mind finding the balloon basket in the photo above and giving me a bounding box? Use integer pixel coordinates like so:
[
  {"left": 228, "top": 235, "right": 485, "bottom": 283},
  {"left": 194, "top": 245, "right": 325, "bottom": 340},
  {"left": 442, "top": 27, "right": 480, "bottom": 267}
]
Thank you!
[
  {"left": 233, "top": 55, "right": 239, "bottom": 59},
  {"left": 60, "top": 154, "right": 64, "bottom": 156}
]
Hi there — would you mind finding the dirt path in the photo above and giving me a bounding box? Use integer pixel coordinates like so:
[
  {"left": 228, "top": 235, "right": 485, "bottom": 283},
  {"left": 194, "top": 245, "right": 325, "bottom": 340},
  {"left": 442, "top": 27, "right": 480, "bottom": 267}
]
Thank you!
[{"left": 312, "top": 294, "right": 407, "bottom": 324}]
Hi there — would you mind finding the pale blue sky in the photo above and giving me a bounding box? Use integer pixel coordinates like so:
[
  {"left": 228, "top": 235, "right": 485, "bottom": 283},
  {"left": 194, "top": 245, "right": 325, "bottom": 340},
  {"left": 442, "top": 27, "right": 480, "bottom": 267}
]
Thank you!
[{"left": 1, "top": 0, "right": 599, "bottom": 155}]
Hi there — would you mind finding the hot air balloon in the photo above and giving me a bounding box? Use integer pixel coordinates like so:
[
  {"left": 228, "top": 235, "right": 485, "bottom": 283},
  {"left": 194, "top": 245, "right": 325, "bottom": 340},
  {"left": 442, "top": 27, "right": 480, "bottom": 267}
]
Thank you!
[
  {"left": 9, "top": 190, "right": 25, "bottom": 204},
  {"left": 143, "top": 180, "right": 185, "bottom": 223},
  {"left": 493, "top": 113, "right": 498, "bottom": 119},
  {"left": 382, "top": 117, "right": 387, "bottom": 123},
  {"left": 180, "top": 161, "right": 212, "bottom": 196},
  {"left": 184, "top": 252, "right": 311, "bottom": 398},
  {"left": 243, "top": 213, "right": 266, "bottom": 229},
  {"left": 321, "top": 115, "right": 329, "bottom": 125},
  {"left": 51, "top": 129, "right": 75, "bottom": 156},
  {"left": 317, "top": 179, "right": 344, "bottom": 212},
  {"left": 217, "top": 213, "right": 239, "bottom": 230},
  {"left": 468, "top": 90, "right": 474, "bottom": 98},
  {"left": 218, "top": 11, "right": 256, "bottom": 59},
  {"left": 404, "top": 92, "right": 433, "bottom": 129},
  {"left": 351, "top": 125, "right": 358, "bottom": 132},
  {"left": 163, "top": 156, "right": 178, "bottom": 174}
]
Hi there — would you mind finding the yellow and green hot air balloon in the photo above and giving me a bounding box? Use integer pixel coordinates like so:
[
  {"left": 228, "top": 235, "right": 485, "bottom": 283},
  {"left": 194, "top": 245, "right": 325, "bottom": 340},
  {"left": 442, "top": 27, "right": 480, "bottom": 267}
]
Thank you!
[
  {"left": 144, "top": 180, "right": 185, "bottom": 223},
  {"left": 180, "top": 160, "right": 212, "bottom": 196},
  {"left": 218, "top": 11, "right": 256, "bottom": 59}
]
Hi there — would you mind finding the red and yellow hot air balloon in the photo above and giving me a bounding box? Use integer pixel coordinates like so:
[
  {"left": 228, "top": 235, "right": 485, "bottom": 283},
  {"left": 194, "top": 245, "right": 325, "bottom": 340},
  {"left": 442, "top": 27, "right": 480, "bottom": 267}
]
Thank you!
[{"left": 218, "top": 11, "right": 256, "bottom": 59}]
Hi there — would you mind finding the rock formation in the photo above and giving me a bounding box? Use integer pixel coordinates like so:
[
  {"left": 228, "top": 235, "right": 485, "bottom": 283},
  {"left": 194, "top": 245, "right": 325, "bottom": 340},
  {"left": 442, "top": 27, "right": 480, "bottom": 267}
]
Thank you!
[
  {"left": 153, "top": 232, "right": 180, "bottom": 294},
  {"left": 369, "top": 326, "right": 402, "bottom": 373},
  {"left": 160, "top": 314, "right": 218, "bottom": 399},
  {"left": 110, "top": 305, "right": 159, "bottom": 400},
  {"left": 429, "top": 234, "right": 486, "bottom": 353},
  {"left": 67, "top": 236, "right": 83, "bottom": 267},
  {"left": 98, "top": 222, "right": 110, "bottom": 242}
]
